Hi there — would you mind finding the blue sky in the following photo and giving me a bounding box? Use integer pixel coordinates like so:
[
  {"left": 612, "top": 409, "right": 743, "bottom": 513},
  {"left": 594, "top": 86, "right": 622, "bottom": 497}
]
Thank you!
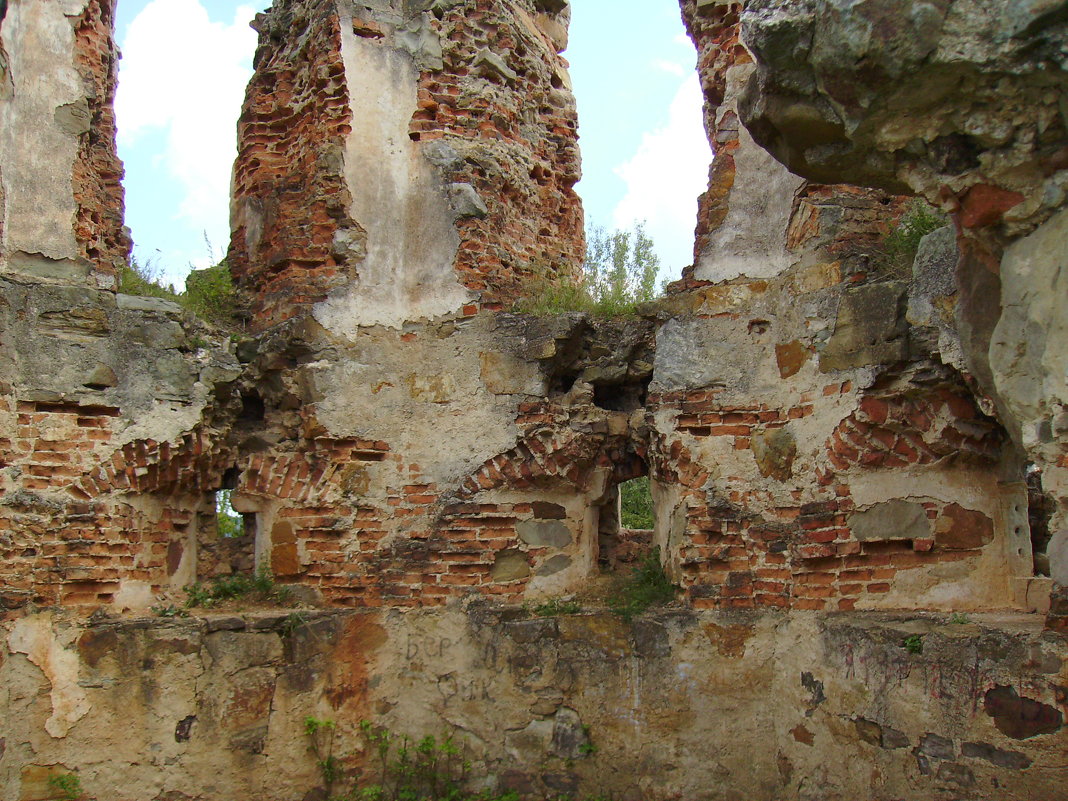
[{"left": 114, "top": 0, "right": 710, "bottom": 287}]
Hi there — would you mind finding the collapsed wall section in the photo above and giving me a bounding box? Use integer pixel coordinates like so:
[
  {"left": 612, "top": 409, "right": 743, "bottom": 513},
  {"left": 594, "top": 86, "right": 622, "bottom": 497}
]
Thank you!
[
  {"left": 0, "top": 0, "right": 129, "bottom": 289},
  {"left": 733, "top": 0, "right": 1068, "bottom": 620},
  {"left": 0, "top": 0, "right": 1065, "bottom": 797},
  {"left": 229, "top": 0, "right": 583, "bottom": 331}
]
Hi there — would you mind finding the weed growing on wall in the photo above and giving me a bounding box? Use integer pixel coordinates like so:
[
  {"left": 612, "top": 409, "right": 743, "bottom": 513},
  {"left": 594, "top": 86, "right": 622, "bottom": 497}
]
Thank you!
[
  {"left": 902, "top": 634, "right": 924, "bottom": 654},
  {"left": 184, "top": 564, "right": 293, "bottom": 609},
  {"left": 881, "top": 199, "right": 948, "bottom": 271},
  {"left": 608, "top": 547, "right": 676, "bottom": 621},
  {"left": 516, "top": 222, "right": 661, "bottom": 317},
  {"left": 119, "top": 257, "right": 240, "bottom": 328},
  {"left": 304, "top": 718, "right": 528, "bottom": 801},
  {"left": 529, "top": 597, "right": 583, "bottom": 617},
  {"left": 118, "top": 258, "right": 182, "bottom": 302}
]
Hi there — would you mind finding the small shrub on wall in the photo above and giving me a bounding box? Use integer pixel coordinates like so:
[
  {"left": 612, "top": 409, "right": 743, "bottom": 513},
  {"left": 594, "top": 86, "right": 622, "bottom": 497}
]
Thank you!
[{"left": 516, "top": 221, "right": 661, "bottom": 316}]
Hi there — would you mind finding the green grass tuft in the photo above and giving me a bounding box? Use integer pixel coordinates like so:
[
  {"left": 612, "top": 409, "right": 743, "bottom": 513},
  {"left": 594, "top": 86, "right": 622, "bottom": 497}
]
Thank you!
[
  {"left": 881, "top": 199, "right": 948, "bottom": 272},
  {"left": 184, "top": 564, "right": 293, "bottom": 609},
  {"left": 608, "top": 547, "right": 675, "bottom": 621}
]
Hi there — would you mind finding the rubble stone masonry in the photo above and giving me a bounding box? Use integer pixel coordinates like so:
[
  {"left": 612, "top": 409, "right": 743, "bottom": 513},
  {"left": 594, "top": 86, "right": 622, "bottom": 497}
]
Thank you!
[
  {"left": 229, "top": 0, "right": 583, "bottom": 330},
  {"left": 0, "top": 0, "right": 1067, "bottom": 799}
]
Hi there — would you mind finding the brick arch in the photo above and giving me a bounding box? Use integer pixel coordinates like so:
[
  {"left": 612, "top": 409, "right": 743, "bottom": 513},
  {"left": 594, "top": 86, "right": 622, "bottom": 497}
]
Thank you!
[
  {"left": 69, "top": 429, "right": 237, "bottom": 500},
  {"left": 821, "top": 386, "right": 1003, "bottom": 477}
]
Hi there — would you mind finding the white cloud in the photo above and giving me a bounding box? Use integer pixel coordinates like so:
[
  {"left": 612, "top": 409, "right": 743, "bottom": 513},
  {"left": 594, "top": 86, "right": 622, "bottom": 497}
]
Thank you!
[
  {"left": 652, "top": 58, "right": 686, "bottom": 77},
  {"left": 612, "top": 74, "right": 712, "bottom": 280},
  {"left": 116, "top": 0, "right": 259, "bottom": 255}
]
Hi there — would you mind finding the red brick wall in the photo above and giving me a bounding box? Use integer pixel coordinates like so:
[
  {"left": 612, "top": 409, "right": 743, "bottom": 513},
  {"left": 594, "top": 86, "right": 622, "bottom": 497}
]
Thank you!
[
  {"left": 229, "top": 0, "right": 584, "bottom": 329},
  {"left": 412, "top": 0, "right": 584, "bottom": 309},
  {"left": 228, "top": 1, "right": 355, "bottom": 329},
  {"left": 71, "top": 0, "right": 131, "bottom": 287},
  {"left": 646, "top": 380, "right": 1005, "bottom": 611},
  {"left": 680, "top": 0, "right": 745, "bottom": 270}
]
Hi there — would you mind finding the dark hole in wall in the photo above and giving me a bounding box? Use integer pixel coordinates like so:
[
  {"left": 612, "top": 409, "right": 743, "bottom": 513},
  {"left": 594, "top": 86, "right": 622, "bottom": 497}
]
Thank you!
[
  {"left": 1027, "top": 464, "right": 1053, "bottom": 576},
  {"left": 592, "top": 378, "right": 649, "bottom": 412},
  {"left": 551, "top": 371, "right": 578, "bottom": 395},
  {"left": 239, "top": 391, "right": 266, "bottom": 423},
  {"left": 221, "top": 467, "right": 241, "bottom": 490}
]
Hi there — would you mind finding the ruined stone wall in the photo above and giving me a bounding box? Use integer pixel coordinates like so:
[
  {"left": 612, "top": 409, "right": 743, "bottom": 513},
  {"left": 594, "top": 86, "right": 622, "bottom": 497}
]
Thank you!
[
  {"left": 2, "top": 608, "right": 1067, "bottom": 801},
  {"left": 0, "top": 0, "right": 1066, "bottom": 798},
  {"left": 0, "top": 0, "right": 1049, "bottom": 620},
  {"left": 0, "top": 0, "right": 129, "bottom": 289},
  {"left": 733, "top": 0, "right": 1068, "bottom": 619},
  {"left": 229, "top": 0, "right": 583, "bottom": 331}
]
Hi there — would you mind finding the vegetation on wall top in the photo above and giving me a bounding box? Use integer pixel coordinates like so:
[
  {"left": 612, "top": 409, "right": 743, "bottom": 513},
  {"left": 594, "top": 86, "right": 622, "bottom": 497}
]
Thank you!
[
  {"left": 516, "top": 221, "right": 662, "bottom": 317},
  {"left": 119, "top": 257, "right": 241, "bottom": 328},
  {"left": 880, "top": 198, "right": 948, "bottom": 272}
]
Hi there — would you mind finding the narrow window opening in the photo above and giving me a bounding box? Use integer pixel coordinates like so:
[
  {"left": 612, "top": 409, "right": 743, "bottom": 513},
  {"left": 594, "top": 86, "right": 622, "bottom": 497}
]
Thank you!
[
  {"left": 1027, "top": 464, "right": 1053, "bottom": 576},
  {"left": 597, "top": 464, "right": 655, "bottom": 572},
  {"left": 214, "top": 489, "right": 245, "bottom": 539}
]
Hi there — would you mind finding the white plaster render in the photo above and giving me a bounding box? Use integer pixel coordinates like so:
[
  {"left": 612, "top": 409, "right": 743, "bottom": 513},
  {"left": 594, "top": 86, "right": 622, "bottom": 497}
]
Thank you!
[
  {"left": 0, "top": 0, "right": 88, "bottom": 265},
  {"left": 7, "top": 613, "right": 90, "bottom": 738},
  {"left": 309, "top": 324, "right": 522, "bottom": 488},
  {"left": 991, "top": 206, "right": 1068, "bottom": 449},
  {"left": 314, "top": 5, "right": 472, "bottom": 335},
  {"left": 694, "top": 63, "right": 806, "bottom": 284}
]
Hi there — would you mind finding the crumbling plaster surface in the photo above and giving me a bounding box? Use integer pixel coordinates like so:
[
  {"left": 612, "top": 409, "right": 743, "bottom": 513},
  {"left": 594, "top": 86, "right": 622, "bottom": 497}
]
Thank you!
[
  {"left": 990, "top": 207, "right": 1068, "bottom": 452},
  {"left": 732, "top": 0, "right": 1068, "bottom": 591},
  {"left": 693, "top": 62, "right": 805, "bottom": 283},
  {"left": 1, "top": 609, "right": 1066, "bottom": 801},
  {"left": 738, "top": 0, "right": 1068, "bottom": 237},
  {"left": 306, "top": 317, "right": 530, "bottom": 488},
  {"left": 1, "top": 0, "right": 1067, "bottom": 795},
  {"left": 314, "top": 2, "right": 472, "bottom": 333},
  {"left": 0, "top": 1, "right": 89, "bottom": 276}
]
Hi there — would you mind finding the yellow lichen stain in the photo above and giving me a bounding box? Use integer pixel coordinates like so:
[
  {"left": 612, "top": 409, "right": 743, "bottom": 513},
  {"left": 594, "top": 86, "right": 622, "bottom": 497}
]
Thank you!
[
  {"left": 406, "top": 373, "right": 455, "bottom": 403},
  {"left": 20, "top": 764, "right": 74, "bottom": 801},
  {"left": 791, "top": 261, "right": 842, "bottom": 294},
  {"left": 339, "top": 463, "right": 370, "bottom": 495}
]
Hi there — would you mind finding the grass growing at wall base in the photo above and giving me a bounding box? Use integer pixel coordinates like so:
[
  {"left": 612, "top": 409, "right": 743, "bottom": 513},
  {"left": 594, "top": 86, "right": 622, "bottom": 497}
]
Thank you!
[
  {"left": 184, "top": 565, "right": 293, "bottom": 609},
  {"left": 608, "top": 547, "right": 676, "bottom": 621}
]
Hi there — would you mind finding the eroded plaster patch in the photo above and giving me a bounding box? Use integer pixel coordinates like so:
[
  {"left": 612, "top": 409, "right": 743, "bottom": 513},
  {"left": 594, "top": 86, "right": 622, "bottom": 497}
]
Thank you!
[{"left": 8, "top": 613, "right": 90, "bottom": 738}]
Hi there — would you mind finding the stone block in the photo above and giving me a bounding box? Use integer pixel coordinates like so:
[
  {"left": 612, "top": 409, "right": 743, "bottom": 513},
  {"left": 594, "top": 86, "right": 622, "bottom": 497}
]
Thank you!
[
  {"left": 934, "top": 504, "right": 994, "bottom": 550},
  {"left": 820, "top": 282, "right": 908, "bottom": 371},
  {"left": 751, "top": 427, "right": 796, "bottom": 481},
  {"left": 491, "top": 549, "right": 531, "bottom": 581},
  {"left": 849, "top": 500, "right": 930, "bottom": 542},
  {"left": 536, "top": 554, "right": 571, "bottom": 576},
  {"left": 518, "top": 519, "right": 572, "bottom": 548}
]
